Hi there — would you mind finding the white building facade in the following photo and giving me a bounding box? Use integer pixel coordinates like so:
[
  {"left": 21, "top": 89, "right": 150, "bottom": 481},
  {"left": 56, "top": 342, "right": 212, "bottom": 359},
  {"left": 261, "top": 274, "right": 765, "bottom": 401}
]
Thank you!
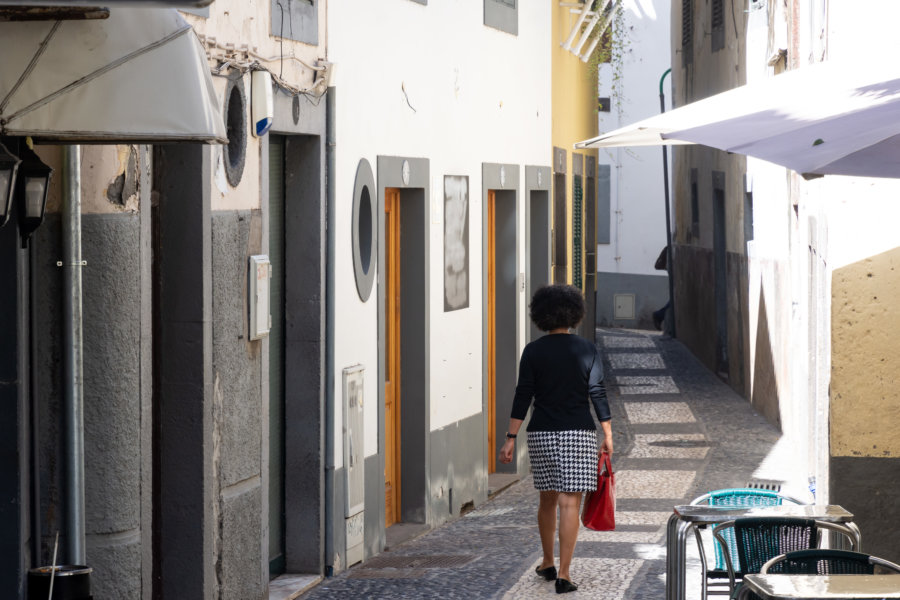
[
  {"left": 673, "top": 0, "right": 900, "bottom": 561},
  {"left": 595, "top": 0, "right": 673, "bottom": 329},
  {"left": 326, "top": 0, "right": 552, "bottom": 573}
]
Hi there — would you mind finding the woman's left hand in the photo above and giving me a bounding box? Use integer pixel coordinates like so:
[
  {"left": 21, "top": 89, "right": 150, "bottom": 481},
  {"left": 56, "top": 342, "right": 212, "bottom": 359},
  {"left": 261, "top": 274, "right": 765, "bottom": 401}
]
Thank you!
[
  {"left": 498, "top": 438, "right": 515, "bottom": 463},
  {"left": 600, "top": 433, "right": 613, "bottom": 456}
]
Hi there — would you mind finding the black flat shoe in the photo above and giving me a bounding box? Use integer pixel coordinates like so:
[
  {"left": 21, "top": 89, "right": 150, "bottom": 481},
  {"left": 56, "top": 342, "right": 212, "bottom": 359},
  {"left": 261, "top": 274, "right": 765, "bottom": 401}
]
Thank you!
[
  {"left": 535, "top": 565, "right": 557, "bottom": 581},
  {"left": 555, "top": 578, "right": 578, "bottom": 594}
]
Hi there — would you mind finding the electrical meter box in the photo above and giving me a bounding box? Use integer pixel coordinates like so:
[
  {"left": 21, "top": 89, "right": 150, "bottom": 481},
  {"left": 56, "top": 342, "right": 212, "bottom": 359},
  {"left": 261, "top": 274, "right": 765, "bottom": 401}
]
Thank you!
[
  {"left": 342, "top": 365, "right": 365, "bottom": 566},
  {"left": 249, "top": 255, "right": 271, "bottom": 340}
]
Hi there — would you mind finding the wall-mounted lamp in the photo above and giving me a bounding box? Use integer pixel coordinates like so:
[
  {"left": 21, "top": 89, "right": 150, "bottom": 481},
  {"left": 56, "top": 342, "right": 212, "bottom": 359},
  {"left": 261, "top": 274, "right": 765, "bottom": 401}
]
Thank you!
[
  {"left": 0, "top": 142, "right": 21, "bottom": 227},
  {"left": 16, "top": 145, "right": 53, "bottom": 247}
]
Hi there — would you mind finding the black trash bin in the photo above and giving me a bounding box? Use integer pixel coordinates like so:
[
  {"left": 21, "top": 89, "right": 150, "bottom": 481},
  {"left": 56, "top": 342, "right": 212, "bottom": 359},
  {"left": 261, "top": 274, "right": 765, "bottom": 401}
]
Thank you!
[{"left": 28, "top": 565, "right": 92, "bottom": 600}]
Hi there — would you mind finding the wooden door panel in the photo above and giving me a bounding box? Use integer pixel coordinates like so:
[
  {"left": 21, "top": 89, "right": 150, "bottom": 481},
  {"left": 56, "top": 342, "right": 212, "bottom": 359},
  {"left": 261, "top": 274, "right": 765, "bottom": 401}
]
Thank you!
[{"left": 385, "top": 189, "right": 401, "bottom": 526}]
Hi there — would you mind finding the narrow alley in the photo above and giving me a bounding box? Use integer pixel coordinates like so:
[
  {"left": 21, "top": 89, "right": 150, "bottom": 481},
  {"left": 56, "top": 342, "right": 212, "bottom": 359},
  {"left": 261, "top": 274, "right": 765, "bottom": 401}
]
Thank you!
[{"left": 298, "top": 328, "right": 803, "bottom": 599}]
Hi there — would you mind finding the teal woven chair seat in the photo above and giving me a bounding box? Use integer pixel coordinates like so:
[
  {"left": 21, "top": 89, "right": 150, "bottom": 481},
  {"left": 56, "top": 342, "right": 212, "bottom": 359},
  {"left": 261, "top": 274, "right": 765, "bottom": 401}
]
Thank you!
[{"left": 689, "top": 488, "right": 805, "bottom": 598}]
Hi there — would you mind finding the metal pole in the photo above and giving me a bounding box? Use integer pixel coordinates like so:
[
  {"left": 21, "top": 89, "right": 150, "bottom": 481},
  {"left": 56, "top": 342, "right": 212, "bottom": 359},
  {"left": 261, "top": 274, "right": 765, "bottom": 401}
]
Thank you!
[
  {"left": 29, "top": 240, "right": 42, "bottom": 568},
  {"left": 324, "top": 87, "right": 336, "bottom": 576},
  {"left": 659, "top": 69, "right": 676, "bottom": 338},
  {"left": 62, "top": 144, "right": 86, "bottom": 564}
]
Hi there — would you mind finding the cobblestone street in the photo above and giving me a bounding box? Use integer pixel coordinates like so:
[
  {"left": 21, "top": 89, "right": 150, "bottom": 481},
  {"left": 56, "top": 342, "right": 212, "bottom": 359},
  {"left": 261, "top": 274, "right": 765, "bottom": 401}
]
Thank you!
[{"left": 300, "top": 328, "right": 807, "bottom": 599}]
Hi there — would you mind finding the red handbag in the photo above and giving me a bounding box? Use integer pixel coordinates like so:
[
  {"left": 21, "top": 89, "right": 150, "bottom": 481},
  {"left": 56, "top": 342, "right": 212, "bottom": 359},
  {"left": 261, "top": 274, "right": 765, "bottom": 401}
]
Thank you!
[{"left": 581, "top": 451, "right": 615, "bottom": 531}]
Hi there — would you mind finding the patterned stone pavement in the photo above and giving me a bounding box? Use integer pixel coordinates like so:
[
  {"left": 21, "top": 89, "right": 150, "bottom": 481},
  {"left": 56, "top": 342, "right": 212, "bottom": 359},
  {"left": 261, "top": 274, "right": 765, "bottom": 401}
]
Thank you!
[{"left": 300, "top": 329, "right": 808, "bottom": 599}]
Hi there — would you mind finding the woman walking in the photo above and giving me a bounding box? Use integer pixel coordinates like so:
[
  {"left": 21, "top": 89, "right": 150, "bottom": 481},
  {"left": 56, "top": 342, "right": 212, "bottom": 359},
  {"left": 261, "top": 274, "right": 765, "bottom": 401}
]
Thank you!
[{"left": 499, "top": 284, "right": 613, "bottom": 594}]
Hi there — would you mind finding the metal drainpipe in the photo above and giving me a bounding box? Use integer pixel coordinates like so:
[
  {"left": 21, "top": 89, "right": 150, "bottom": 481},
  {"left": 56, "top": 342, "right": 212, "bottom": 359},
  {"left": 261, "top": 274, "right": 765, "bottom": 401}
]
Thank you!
[
  {"left": 29, "top": 240, "right": 42, "bottom": 567},
  {"left": 62, "top": 144, "right": 86, "bottom": 564},
  {"left": 659, "top": 69, "right": 676, "bottom": 338},
  {"left": 324, "top": 87, "right": 336, "bottom": 576}
]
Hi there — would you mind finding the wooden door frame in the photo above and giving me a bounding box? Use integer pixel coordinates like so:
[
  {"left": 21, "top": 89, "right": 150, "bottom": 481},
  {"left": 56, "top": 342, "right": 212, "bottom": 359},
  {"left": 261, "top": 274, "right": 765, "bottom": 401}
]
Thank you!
[
  {"left": 486, "top": 192, "right": 497, "bottom": 473},
  {"left": 384, "top": 189, "right": 401, "bottom": 527}
]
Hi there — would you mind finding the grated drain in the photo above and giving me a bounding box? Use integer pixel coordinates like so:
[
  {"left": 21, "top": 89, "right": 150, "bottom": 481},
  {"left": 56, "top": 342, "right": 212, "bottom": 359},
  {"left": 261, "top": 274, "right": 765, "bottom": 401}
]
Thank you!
[
  {"left": 360, "top": 554, "right": 476, "bottom": 570},
  {"left": 466, "top": 506, "right": 515, "bottom": 518},
  {"left": 348, "top": 568, "right": 428, "bottom": 579},
  {"left": 648, "top": 440, "right": 712, "bottom": 448}
]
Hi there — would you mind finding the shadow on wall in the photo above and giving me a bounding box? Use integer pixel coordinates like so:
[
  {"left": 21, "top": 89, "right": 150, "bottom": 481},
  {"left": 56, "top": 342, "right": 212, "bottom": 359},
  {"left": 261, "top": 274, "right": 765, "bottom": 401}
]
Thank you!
[
  {"left": 673, "top": 244, "right": 717, "bottom": 372},
  {"left": 751, "top": 284, "right": 781, "bottom": 432}
]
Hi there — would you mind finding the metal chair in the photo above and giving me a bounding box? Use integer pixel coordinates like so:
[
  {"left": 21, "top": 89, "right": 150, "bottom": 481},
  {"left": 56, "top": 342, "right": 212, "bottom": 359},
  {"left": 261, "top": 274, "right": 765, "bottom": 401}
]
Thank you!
[
  {"left": 714, "top": 517, "right": 858, "bottom": 599},
  {"left": 690, "top": 488, "right": 806, "bottom": 598},
  {"left": 761, "top": 549, "right": 900, "bottom": 575},
  {"left": 734, "top": 550, "right": 900, "bottom": 599}
]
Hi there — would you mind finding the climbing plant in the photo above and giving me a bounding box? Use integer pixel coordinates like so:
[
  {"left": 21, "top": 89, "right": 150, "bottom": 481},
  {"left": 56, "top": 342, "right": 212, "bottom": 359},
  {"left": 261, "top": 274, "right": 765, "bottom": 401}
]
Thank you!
[{"left": 586, "top": 0, "right": 629, "bottom": 115}]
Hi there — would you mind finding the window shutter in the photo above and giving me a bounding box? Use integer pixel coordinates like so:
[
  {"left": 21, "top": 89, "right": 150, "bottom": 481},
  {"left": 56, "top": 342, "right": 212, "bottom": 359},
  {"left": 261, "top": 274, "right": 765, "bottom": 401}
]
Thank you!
[
  {"left": 573, "top": 176, "right": 583, "bottom": 290},
  {"left": 682, "top": 0, "right": 693, "bottom": 65},
  {"left": 712, "top": 0, "right": 725, "bottom": 51}
]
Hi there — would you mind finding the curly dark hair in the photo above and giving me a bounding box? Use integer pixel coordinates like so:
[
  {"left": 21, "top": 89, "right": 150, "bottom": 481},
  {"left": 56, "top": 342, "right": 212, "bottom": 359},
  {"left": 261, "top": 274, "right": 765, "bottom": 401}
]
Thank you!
[{"left": 529, "top": 284, "right": 585, "bottom": 332}]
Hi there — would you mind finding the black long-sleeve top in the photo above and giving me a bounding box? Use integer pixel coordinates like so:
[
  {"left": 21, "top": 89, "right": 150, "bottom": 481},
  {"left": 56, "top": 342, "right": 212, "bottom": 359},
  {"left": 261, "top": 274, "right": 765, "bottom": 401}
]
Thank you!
[{"left": 510, "top": 333, "right": 611, "bottom": 431}]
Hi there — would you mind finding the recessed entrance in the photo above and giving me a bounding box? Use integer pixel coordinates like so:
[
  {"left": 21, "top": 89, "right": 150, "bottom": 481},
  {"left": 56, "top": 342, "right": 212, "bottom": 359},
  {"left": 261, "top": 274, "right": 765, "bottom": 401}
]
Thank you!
[
  {"left": 713, "top": 171, "right": 729, "bottom": 377},
  {"left": 486, "top": 189, "right": 518, "bottom": 474},
  {"left": 528, "top": 189, "right": 550, "bottom": 343},
  {"left": 380, "top": 176, "right": 429, "bottom": 528}
]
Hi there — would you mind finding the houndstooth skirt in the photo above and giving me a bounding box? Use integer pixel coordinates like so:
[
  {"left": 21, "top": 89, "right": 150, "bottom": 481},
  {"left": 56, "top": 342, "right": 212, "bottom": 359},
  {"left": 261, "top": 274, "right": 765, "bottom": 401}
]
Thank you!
[{"left": 527, "top": 430, "right": 598, "bottom": 492}]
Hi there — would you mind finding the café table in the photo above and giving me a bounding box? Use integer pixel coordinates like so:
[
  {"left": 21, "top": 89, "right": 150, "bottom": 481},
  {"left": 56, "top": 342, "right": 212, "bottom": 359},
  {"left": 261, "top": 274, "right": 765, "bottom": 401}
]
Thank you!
[
  {"left": 739, "top": 574, "right": 900, "bottom": 599},
  {"left": 666, "top": 504, "right": 862, "bottom": 600}
]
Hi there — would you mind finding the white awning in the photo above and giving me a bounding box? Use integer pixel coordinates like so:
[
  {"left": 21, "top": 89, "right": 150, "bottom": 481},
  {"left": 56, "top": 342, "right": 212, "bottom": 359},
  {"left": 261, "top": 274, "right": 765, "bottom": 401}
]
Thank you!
[
  {"left": 0, "top": 8, "right": 226, "bottom": 143},
  {"left": 576, "top": 61, "right": 900, "bottom": 178}
]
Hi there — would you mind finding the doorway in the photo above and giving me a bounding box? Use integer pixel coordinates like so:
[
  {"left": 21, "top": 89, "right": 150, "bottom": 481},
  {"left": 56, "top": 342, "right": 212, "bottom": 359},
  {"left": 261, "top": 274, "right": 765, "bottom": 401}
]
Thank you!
[
  {"left": 486, "top": 189, "right": 518, "bottom": 474},
  {"left": 382, "top": 184, "right": 429, "bottom": 526},
  {"left": 271, "top": 134, "right": 325, "bottom": 574},
  {"left": 528, "top": 189, "right": 550, "bottom": 342},
  {"left": 583, "top": 160, "right": 597, "bottom": 337},
  {"left": 712, "top": 172, "right": 728, "bottom": 376},
  {"left": 268, "top": 135, "right": 286, "bottom": 575}
]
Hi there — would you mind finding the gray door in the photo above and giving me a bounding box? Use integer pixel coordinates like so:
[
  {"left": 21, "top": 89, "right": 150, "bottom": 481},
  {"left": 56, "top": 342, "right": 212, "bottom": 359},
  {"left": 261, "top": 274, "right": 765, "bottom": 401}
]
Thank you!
[
  {"left": 268, "top": 136, "right": 286, "bottom": 576},
  {"left": 712, "top": 174, "right": 728, "bottom": 376},
  {"left": 529, "top": 190, "right": 550, "bottom": 342},
  {"left": 583, "top": 167, "right": 597, "bottom": 339},
  {"left": 553, "top": 173, "right": 567, "bottom": 284}
]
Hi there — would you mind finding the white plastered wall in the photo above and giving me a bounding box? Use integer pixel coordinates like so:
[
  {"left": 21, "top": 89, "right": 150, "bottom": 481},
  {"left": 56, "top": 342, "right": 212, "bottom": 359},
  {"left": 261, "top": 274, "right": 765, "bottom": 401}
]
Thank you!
[
  {"left": 596, "top": 0, "right": 672, "bottom": 276},
  {"left": 182, "top": 0, "right": 325, "bottom": 212},
  {"left": 743, "top": 0, "right": 900, "bottom": 500},
  {"left": 327, "top": 1, "right": 551, "bottom": 463}
]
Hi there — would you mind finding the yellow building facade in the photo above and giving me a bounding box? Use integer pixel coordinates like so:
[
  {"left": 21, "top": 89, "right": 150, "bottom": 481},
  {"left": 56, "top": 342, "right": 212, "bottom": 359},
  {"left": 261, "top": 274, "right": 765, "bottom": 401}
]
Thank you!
[{"left": 551, "top": 2, "right": 600, "bottom": 330}]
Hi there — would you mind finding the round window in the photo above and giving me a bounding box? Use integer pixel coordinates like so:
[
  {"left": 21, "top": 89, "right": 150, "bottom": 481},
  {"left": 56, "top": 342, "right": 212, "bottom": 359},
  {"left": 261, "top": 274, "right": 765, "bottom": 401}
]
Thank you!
[
  {"left": 352, "top": 159, "right": 377, "bottom": 301},
  {"left": 223, "top": 75, "right": 247, "bottom": 187}
]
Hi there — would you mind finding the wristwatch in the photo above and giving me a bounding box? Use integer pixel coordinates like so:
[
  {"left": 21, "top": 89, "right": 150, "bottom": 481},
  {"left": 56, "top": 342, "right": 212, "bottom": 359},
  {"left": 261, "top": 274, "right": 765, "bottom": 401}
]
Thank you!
[{"left": 505, "top": 432, "right": 517, "bottom": 440}]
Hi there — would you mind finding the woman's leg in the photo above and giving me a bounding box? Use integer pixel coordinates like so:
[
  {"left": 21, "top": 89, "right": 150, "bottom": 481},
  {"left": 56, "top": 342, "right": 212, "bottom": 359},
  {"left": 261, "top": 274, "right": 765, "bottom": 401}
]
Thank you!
[
  {"left": 557, "top": 491, "right": 583, "bottom": 581},
  {"left": 537, "top": 490, "right": 559, "bottom": 569}
]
